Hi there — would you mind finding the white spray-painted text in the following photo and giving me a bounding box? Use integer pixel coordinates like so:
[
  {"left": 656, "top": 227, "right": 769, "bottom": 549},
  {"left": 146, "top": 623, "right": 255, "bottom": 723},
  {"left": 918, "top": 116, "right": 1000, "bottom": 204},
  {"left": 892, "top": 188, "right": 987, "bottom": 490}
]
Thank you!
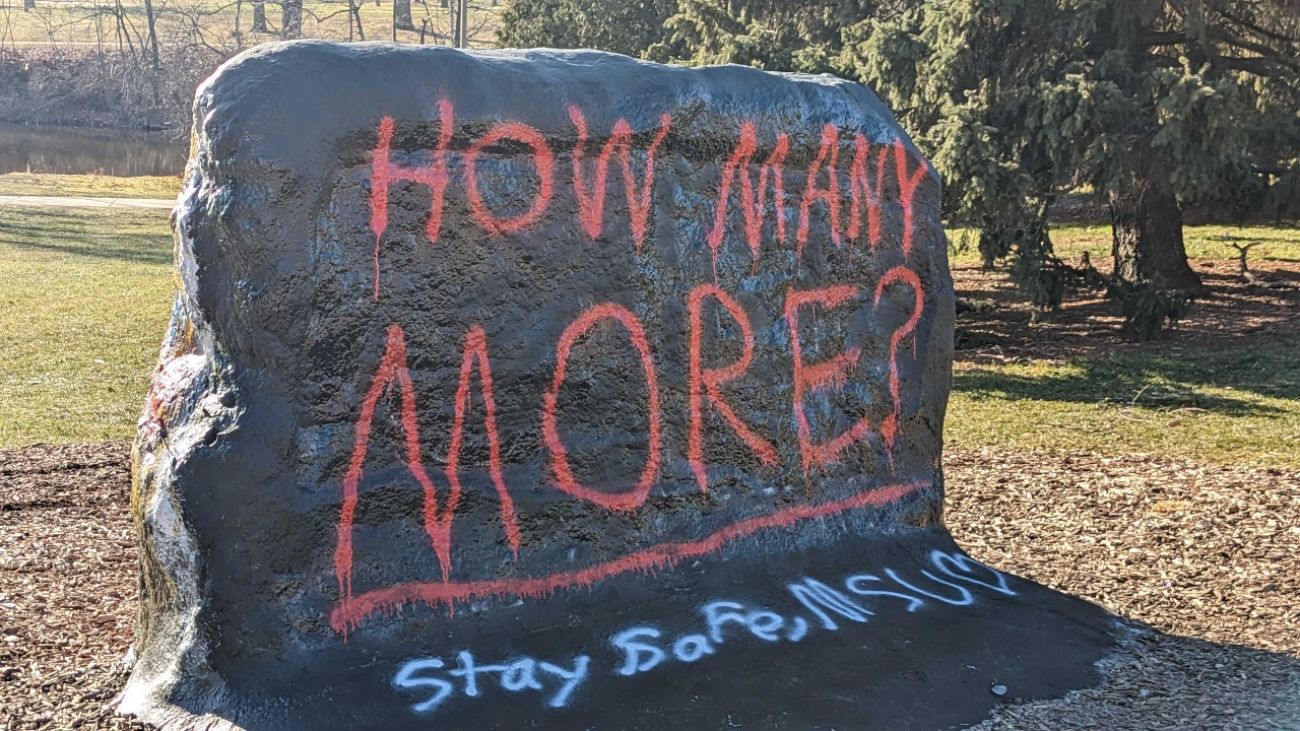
[{"left": 391, "top": 549, "right": 1016, "bottom": 716}]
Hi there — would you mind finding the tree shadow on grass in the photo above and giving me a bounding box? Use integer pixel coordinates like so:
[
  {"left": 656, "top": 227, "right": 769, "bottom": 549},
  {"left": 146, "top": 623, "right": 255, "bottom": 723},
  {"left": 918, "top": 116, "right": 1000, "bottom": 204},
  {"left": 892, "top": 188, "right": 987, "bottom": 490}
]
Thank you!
[
  {"left": 0, "top": 209, "right": 172, "bottom": 265},
  {"left": 954, "top": 341, "right": 1300, "bottom": 417},
  {"left": 2, "top": 233, "right": 173, "bottom": 265}
]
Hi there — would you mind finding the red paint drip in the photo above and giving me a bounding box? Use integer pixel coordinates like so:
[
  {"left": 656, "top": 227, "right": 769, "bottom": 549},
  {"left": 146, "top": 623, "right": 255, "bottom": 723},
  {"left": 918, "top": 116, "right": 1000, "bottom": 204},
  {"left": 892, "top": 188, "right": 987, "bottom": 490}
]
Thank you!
[
  {"left": 706, "top": 121, "right": 789, "bottom": 273},
  {"left": 368, "top": 101, "right": 455, "bottom": 299},
  {"left": 873, "top": 266, "right": 924, "bottom": 462},
  {"left": 541, "top": 303, "right": 662, "bottom": 512},
  {"left": 334, "top": 324, "right": 458, "bottom": 610},
  {"left": 797, "top": 124, "right": 842, "bottom": 261},
  {"left": 447, "top": 325, "right": 521, "bottom": 558},
  {"left": 785, "top": 285, "right": 872, "bottom": 475},
  {"left": 688, "top": 284, "right": 778, "bottom": 492},
  {"left": 624, "top": 114, "right": 672, "bottom": 251},
  {"left": 570, "top": 108, "right": 671, "bottom": 251},
  {"left": 847, "top": 133, "right": 888, "bottom": 249},
  {"left": 330, "top": 479, "right": 929, "bottom": 632},
  {"left": 893, "top": 139, "right": 930, "bottom": 257},
  {"left": 569, "top": 106, "right": 621, "bottom": 241}
]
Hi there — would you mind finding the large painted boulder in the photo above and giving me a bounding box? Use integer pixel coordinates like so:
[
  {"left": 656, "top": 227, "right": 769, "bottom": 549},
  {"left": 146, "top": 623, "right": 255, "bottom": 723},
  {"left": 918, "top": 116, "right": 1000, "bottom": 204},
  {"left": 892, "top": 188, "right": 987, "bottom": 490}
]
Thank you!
[{"left": 120, "top": 41, "right": 1111, "bottom": 730}]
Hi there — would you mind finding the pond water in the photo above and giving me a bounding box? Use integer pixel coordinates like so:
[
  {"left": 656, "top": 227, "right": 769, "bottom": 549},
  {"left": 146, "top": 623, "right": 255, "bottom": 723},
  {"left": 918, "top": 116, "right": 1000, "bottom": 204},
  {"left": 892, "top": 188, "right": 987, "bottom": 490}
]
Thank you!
[{"left": 0, "top": 123, "right": 188, "bottom": 177}]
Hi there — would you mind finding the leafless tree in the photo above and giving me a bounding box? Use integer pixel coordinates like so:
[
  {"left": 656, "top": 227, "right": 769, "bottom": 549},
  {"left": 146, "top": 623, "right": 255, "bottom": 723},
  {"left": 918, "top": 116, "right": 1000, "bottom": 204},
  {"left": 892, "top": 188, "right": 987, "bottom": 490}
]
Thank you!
[
  {"left": 348, "top": 0, "right": 363, "bottom": 40},
  {"left": 409, "top": 0, "right": 499, "bottom": 47},
  {"left": 1, "top": 2, "right": 15, "bottom": 49},
  {"left": 282, "top": 0, "right": 300, "bottom": 37},
  {"left": 394, "top": 0, "right": 413, "bottom": 31},
  {"left": 1221, "top": 235, "right": 1265, "bottom": 282},
  {"left": 251, "top": 0, "right": 266, "bottom": 32},
  {"left": 3, "top": 0, "right": 511, "bottom": 137},
  {"left": 143, "top": 0, "right": 161, "bottom": 68}
]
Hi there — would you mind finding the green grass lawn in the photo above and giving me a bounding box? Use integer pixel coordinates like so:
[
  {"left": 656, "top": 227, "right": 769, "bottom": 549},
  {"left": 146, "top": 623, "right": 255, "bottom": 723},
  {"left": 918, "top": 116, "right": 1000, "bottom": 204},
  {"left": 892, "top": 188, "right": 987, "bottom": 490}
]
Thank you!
[
  {"left": 0, "top": 173, "right": 182, "bottom": 199},
  {"left": 1, "top": 205, "right": 1297, "bottom": 468},
  {"left": 949, "top": 224, "right": 1300, "bottom": 266},
  {"left": 0, "top": 206, "right": 174, "bottom": 446},
  {"left": 948, "top": 344, "right": 1300, "bottom": 467}
]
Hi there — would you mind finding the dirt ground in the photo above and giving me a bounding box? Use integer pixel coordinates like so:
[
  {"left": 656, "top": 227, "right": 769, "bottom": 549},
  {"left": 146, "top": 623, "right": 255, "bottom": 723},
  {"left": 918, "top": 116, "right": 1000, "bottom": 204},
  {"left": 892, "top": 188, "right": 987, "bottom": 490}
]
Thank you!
[
  {"left": 953, "top": 449, "right": 1300, "bottom": 730},
  {"left": 953, "top": 259, "right": 1300, "bottom": 363},
  {"left": 0, "top": 444, "right": 143, "bottom": 730},
  {"left": 2, "top": 441, "right": 1297, "bottom": 730},
  {"left": 2, "top": 261, "right": 1298, "bottom": 729}
]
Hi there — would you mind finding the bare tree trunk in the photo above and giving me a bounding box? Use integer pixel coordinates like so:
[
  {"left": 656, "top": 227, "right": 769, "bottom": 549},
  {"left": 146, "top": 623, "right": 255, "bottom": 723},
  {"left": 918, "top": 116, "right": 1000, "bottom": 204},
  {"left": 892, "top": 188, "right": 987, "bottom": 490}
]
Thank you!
[
  {"left": 112, "top": 0, "right": 137, "bottom": 61},
  {"left": 251, "top": 0, "right": 266, "bottom": 32},
  {"left": 451, "top": 0, "right": 460, "bottom": 46},
  {"left": 1109, "top": 178, "right": 1203, "bottom": 291},
  {"left": 347, "top": 0, "right": 364, "bottom": 39},
  {"left": 93, "top": 0, "right": 105, "bottom": 53},
  {"left": 282, "top": 0, "right": 302, "bottom": 38},
  {"left": 393, "top": 0, "right": 413, "bottom": 30},
  {"left": 142, "top": 0, "right": 160, "bottom": 70},
  {"left": 454, "top": 0, "right": 467, "bottom": 47}
]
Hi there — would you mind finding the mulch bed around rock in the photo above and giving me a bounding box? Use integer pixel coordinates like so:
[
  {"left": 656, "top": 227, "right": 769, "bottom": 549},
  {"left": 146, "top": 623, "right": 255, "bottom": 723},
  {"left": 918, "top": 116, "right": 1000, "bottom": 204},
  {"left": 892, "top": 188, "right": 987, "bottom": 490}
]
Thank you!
[
  {"left": 1, "top": 442, "right": 1298, "bottom": 729},
  {"left": 0, "top": 443, "right": 144, "bottom": 730},
  {"left": 950, "top": 449, "right": 1300, "bottom": 730}
]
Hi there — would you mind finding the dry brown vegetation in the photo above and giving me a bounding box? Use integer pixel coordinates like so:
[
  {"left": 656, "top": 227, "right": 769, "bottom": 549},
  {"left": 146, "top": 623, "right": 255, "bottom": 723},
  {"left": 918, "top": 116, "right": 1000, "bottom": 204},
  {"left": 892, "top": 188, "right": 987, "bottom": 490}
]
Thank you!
[{"left": 953, "top": 450, "right": 1300, "bottom": 729}]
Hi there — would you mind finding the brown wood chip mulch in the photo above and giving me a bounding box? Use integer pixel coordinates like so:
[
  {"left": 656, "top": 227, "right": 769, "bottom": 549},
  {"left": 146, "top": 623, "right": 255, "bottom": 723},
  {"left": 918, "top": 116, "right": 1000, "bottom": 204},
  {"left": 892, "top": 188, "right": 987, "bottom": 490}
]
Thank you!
[
  {"left": 950, "top": 449, "right": 1300, "bottom": 730},
  {"left": 1, "top": 442, "right": 1298, "bottom": 729}
]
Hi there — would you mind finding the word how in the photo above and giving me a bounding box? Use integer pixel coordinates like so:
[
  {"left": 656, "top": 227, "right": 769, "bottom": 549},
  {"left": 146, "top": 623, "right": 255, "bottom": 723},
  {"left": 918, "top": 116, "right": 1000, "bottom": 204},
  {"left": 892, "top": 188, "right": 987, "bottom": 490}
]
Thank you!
[{"left": 391, "top": 549, "right": 1015, "bottom": 717}]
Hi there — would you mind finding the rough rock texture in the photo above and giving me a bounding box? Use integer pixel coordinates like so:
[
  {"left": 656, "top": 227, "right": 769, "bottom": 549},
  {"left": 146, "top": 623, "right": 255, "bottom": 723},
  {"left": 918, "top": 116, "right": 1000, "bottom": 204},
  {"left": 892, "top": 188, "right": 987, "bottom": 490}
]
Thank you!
[{"left": 120, "top": 41, "right": 1112, "bottom": 730}]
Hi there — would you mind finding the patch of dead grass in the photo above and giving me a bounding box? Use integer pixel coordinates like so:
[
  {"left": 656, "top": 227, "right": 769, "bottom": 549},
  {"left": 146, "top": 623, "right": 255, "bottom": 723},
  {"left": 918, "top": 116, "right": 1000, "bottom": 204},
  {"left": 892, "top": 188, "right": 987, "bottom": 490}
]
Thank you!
[{"left": 0, "top": 174, "right": 180, "bottom": 200}]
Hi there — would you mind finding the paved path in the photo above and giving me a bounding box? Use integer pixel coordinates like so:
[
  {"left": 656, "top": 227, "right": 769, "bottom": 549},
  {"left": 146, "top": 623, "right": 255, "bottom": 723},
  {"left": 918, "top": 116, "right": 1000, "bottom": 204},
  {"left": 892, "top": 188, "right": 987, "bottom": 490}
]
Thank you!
[{"left": 0, "top": 194, "right": 173, "bottom": 210}]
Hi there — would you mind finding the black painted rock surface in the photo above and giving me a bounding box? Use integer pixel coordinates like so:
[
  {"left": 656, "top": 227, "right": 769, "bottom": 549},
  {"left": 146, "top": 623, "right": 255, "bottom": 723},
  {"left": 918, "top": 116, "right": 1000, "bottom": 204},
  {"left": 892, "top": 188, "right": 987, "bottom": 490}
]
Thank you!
[{"left": 120, "top": 41, "right": 1113, "bottom": 730}]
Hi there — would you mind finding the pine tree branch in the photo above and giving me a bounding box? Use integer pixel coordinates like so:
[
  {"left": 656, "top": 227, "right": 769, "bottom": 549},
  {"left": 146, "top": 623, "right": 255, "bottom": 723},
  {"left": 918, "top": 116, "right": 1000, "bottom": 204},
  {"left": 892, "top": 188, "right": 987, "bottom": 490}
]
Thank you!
[
  {"left": 1142, "top": 30, "right": 1299, "bottom": 76},
  {"left": 1209, "top": 27, "right": 1300, "bottom": 73},
  {"left": 1214, "top": 6, "right": 1300, "bottom": 45},
  {"left": 1139, "top": 30, "right": 1188, "bottom": 47},
  {"left": 1216, "top": 55, "right": 1284, "bottom": 74}
]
